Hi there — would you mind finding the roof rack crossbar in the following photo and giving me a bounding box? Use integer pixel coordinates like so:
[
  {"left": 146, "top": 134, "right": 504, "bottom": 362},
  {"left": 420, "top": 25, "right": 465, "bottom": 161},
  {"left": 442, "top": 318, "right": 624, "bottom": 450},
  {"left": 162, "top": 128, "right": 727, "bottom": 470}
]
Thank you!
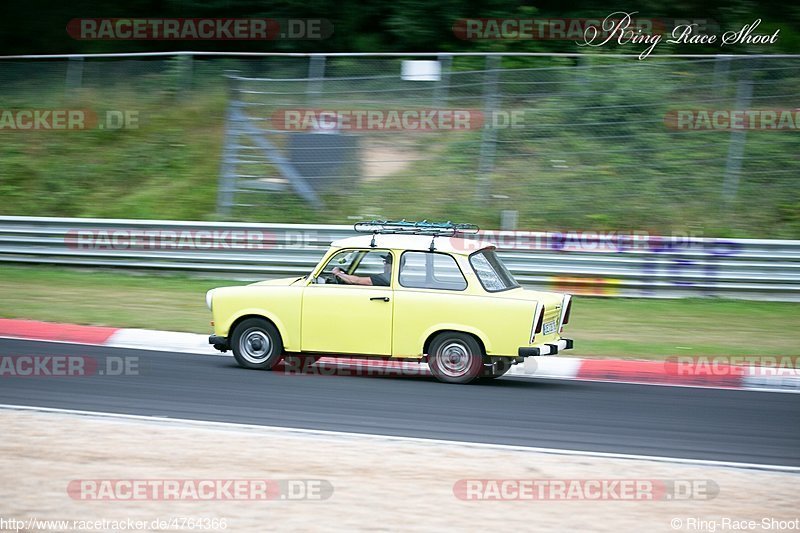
[{"left": 354, "top": 219, "right": 479, "bottom": 238}]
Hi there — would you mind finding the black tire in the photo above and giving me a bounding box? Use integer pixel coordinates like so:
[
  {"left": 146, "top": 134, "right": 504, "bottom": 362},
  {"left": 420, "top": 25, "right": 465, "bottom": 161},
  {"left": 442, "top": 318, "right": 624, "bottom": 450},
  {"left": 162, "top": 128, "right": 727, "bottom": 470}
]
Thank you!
[
  {"left": 427, "top": 332, "right": 484, "bottom": 384},
  {"left": 231, "top": 318, "right": 284, "bottom": 370}
]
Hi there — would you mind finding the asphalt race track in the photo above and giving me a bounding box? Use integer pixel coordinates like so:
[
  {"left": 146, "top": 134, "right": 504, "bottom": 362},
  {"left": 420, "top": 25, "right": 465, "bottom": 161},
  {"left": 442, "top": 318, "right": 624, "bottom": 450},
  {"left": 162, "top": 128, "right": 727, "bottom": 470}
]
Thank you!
[{"left": 1, "top": 339, "right": 798, "bottom": 467}]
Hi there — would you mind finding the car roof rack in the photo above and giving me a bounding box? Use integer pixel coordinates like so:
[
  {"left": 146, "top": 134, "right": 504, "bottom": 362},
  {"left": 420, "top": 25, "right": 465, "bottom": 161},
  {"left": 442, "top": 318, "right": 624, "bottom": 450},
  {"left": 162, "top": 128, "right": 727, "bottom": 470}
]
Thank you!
[{"left": 354, "top": 220, "right": 480, "bottom": 250}]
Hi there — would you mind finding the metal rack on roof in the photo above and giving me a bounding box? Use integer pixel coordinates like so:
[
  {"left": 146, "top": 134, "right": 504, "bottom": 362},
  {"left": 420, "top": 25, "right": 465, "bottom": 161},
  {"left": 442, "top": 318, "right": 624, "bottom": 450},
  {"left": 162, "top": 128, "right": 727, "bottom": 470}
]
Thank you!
[
  {"left": 354, "top": 220, "right": 480, "bottom": 250},
  {"left": 353, "top": 220, "right": 480, "bottom": 237}
]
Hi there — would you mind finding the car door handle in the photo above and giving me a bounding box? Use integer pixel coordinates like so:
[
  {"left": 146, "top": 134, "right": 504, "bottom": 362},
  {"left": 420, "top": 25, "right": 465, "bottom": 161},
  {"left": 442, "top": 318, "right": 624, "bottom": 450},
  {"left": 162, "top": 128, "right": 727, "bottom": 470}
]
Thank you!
[{"left": 370, "top": 297, "right": 390, "bottom": 302}]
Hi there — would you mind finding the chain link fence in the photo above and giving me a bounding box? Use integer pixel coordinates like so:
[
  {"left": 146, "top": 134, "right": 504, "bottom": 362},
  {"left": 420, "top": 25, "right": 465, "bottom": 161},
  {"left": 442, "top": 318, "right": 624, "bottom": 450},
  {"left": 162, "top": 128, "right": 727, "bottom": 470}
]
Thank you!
[{"left": 0, "top": 54, "right": 798, "bottom": 238}]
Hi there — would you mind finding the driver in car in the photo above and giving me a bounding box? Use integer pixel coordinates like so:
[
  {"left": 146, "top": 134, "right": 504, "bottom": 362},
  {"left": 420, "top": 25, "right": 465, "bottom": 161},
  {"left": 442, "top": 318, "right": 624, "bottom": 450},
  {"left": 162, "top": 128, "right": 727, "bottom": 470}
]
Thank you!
[{"left": 332, "top": 253, "right": 392, "bottom": 286}]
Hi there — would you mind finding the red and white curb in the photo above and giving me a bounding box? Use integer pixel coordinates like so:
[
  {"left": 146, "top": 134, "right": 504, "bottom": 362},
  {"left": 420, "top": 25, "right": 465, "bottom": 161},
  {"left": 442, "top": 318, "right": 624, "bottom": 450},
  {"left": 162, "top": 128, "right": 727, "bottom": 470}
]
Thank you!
[{"left": 1, "top": 319, "right": 797, "bottom": 392}]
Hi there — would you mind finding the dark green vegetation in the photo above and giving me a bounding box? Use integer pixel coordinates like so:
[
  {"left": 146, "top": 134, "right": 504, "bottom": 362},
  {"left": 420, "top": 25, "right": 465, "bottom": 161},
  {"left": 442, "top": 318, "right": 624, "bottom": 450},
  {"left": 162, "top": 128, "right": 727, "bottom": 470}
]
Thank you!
[{"left": 0, "top": 0, "right": 797, "bottom": 55}]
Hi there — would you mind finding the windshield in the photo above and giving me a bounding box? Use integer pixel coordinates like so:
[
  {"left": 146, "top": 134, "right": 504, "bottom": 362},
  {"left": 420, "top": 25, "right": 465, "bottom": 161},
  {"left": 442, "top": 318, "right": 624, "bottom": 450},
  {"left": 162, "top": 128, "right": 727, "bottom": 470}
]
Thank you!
[{"left": 469, "top": 250, "right": 520, "bottom": 292}]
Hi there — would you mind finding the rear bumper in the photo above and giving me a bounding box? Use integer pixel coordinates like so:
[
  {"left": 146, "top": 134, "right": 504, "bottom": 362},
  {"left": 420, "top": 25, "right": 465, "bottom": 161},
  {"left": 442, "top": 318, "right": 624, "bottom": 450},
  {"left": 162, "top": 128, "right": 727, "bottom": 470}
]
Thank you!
[
  {"left": 518, "top": 338, "right": 573, "bottom": 357},
  {"left": 209, "top": 335, "right": 229, "bottom": 352}
]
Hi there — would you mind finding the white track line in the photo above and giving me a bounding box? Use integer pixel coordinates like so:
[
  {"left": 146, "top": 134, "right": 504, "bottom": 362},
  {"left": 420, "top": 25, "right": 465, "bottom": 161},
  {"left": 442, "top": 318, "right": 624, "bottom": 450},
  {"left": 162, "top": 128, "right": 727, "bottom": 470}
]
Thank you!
[{"left": 1, "top": 404, "right": 798, "bottom": 473}]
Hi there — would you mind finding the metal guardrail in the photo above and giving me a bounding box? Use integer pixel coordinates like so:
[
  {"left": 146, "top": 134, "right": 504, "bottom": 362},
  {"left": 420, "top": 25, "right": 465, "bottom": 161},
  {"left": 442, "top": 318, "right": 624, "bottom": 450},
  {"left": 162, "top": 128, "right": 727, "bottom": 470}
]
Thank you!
[{"left": 1, "top": 216, "right": 799, "bottom": 301}]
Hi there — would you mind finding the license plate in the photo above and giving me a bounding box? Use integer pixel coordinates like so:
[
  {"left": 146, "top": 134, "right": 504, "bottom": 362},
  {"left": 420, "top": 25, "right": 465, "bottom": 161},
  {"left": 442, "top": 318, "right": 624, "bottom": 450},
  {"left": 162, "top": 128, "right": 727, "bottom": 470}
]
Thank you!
[{"left": 543, "top": 320, "right": 557, "bottom": 335}]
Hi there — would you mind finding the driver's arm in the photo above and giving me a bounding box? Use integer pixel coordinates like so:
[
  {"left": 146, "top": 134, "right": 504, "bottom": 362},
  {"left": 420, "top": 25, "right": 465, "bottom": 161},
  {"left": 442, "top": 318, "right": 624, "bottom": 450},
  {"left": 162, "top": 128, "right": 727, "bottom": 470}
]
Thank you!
[{"left": 333, "top": 268, "right": 373, "bottom": 286}]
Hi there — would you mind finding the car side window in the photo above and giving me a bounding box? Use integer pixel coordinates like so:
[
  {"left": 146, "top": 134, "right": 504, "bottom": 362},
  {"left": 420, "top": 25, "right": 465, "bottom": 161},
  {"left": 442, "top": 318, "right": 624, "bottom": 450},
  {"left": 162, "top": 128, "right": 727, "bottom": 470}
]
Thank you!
[
  {"left": 319, "top": 250, "right": 356, "bottom": 279},
  {"left": 317, "top": 249, "right": 392, "bottom": 286},
  {"left": 399, "top": 252, "right": 467, "bottom": 291},
  {"left": 351, "top": 251, "right": 391, "bottom": 286}
]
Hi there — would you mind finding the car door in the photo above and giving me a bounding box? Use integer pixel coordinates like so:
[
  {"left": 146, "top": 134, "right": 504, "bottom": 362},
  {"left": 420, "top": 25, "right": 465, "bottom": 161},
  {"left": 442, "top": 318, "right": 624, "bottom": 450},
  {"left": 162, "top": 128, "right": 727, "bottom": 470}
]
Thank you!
[
  {"left": 392, "top": 251, "right": 470, "bottom": 357},
  {"left": 300, "top": 249, "right": 394, "bottom": 355}
]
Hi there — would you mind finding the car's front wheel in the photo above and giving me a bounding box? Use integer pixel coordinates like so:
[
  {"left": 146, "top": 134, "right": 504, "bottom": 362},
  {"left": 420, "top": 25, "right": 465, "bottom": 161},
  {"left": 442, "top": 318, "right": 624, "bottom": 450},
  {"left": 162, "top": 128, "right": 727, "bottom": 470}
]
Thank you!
[
  {"left": 428, "top": 332, "right": 484, "bottom": 384},
  {"left": 231, "top": 318, "right": 283, "bottom": 370}
]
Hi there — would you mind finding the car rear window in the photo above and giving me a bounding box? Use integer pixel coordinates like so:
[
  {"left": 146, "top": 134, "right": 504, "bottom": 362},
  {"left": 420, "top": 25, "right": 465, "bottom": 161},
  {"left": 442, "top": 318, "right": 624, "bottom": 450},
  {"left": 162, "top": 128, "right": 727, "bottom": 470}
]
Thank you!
[{"left": 469, "top": 250, "right": 519, "bottom": 292}]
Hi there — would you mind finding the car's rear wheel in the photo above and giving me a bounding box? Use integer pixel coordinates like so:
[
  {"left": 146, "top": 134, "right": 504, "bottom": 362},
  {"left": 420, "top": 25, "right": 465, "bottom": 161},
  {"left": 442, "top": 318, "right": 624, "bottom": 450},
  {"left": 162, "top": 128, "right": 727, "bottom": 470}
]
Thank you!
[
  {"left": 428, "top": 332, "right": 484, "bottom": 384},
  {"left": 231, "top": 318, "right": 283, "bottom": 370}
]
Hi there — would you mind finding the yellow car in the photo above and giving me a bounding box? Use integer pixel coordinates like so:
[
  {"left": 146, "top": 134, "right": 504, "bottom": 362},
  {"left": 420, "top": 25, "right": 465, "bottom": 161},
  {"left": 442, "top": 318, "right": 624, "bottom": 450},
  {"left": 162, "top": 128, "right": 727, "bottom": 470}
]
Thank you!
[{"left": 207, "top": 221, "right": 573, "bottom": 384}]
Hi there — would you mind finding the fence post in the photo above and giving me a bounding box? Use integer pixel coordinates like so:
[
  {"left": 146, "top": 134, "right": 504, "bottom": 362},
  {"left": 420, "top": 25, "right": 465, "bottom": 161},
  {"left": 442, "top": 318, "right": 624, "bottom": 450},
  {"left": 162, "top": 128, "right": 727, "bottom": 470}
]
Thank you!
[
  {"left": 307, "top": 54, "right": 326, "bottom": 106},
  {"left": 476, "top": 55, "right": 501, "bottom": 200},
  {"left": 181, "top": 53, "right": 194, "bottom": 94},
  {"left": 722, "top": 73, "right": 753, "bottom": 203},
  {"left": 65, "top": 57, "right": 84, "bottom": 94},
  {"left": 501, "top": 210, "right": 518, "bottom": 231},
  {"left": 433, "top": 54, "right": 452, "bottom": 108},
  {"left": 713, "top": 55, "right": 730, "bottom": 93},
  {"left": 217, "top": 73, "right": 241, "bottom": 217}
]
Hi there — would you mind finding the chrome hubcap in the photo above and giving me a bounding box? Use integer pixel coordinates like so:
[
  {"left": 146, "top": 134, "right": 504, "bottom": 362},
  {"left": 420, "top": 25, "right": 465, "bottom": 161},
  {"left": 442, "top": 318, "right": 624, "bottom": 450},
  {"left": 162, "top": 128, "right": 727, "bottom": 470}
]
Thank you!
[
  {"left": 239, "top": 328, "right": 272, "bottom": 364},
  {"left": 438, "top": 341, "right": 473, "bottom": 377}
]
